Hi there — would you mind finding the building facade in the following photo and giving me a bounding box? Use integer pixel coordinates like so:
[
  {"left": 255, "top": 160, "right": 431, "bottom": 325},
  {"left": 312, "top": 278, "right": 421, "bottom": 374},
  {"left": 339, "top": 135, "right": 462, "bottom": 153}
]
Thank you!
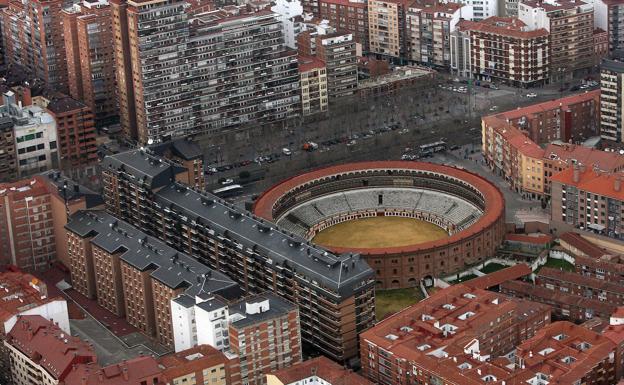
[
  {"left": 45, "top": 97, "right": 98, "bottom": 175},
  {"left": 595, "top": 0, "right": 624, "bottom": 55},
  {"left": 368, "top": 0, "right": 408, "bottom": 60},
  {"left": 518, "top": 0, "right": 594, "bottom": 82},
  {"left": 113, "top": 4, "right": 300, "bottom": 144},
  {"left": 0, "top": 0, "right": 69, "bottom": 92},
  {"left": 550, "top": 166, "right": 624, "bottom": 239},
  {"left": 319, "top": 0, "right": 369, "bottom": 52},
  {"left": 601, "top": 57, "right": 624, "bottom": 143},
  {"left": 62, "top": 0, "right": 118, "bottom": 127},
  {"left": 266, "top": 356, "right": 374, "bottom": 385},
  {"left": 456, "top": 17, "right": 549, "bottom": 87},
  {"left": 406, "top": 2, "right": 466, "bottom": 68},
  {"left": 298, "top": 56, "right": 329, "bottom": 115}
]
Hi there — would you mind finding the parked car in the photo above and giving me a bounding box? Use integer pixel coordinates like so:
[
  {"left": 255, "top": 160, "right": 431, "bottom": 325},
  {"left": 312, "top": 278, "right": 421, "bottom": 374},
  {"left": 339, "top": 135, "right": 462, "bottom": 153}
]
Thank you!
[
  {"left": 220, "top": 178, "right": 234, "bottom": 185},
  {"left": 526, "top": 92, "right": 538, "bottom": 98},
  {"left": 282, "top": 148, "right": 292, "bottom": 156}
]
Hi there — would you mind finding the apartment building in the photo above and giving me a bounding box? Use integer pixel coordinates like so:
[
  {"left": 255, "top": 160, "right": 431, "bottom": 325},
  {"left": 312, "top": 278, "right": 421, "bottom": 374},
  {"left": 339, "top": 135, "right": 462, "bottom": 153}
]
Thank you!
[
  {"left": 0, "top": 91, "right": 60, "bottom": 178},
  {"left": 45, "top": 97, "right": 98, "bottom": 175},
  {"left": 595, "top": 0, "right": 624, "bottom": 55},
  {"left": 0, "top": 172, "right": 102, "bottom": 270},
  {"left": 298, "top": 30, "right": 358, "bottom": 100},
  {"left": 160, "top": 344, "right": 233, "bottom": 385},
  {"left": 319, "top": 0, "right": 369, "bottom": 52},
  {"left": 62, "top": 0, "right": 118, "bottom": 127},
  {"left": 455, "top": 17, "right": 550, "bottom": 87},
  {"left": 0, "top": 117, "right": 16, "bottom": 181},
  {"left": 550, "top": 165, "right": 624, "bottom": 239},
  {"left": 0, "top": 272, "right": 69, "bottom": 383},
  {"left": 228, "top": 294, "right": 302, "bottom": 385},
  {"left": 266, "top": 356, "right": 374, "bottom": 385},
  {"left": 298, "top": 56, "right": 329, "bottom": 115},
  {"left": 601, "top": 57, "right": 624, "bottom": 143},
  {"left": 368, "top": 0, "right": 408, "bottom": 59},
  {"left": 113, "top": 4, "right": 300, "bottom": 144},
  {"left": 455, "top": 0, "right": 497, "bottom": 20},
  {"left": 360, "top": 284, "right": 551, "bottom": 384},
  {"left": 518, "top": 0, "right": 594, "bottom": 81},
  {"left": 595, "top": 28, "right": 609, "bottom": 65},
  {"left": 150, "top": 138, "right": 206, "bottom": 190},
  {"left": 101, "top": 150, "right": 376, "bottom": 363},
  {"left": 5, "top": 315, "right": 96, "bottom": 385},
  {"left": 0, "top": 0, "right": 69, "bottom": 92},
  {"left": 514, "top": 321, "right": 618, "bottom": 384},
  {"left": 406, "top": 1, "right": 468, "bottom": 68},
  {"left": 65, "top": 210, "right": 240, "bottom": 347},
  {"left": 538, "top": 266, "right": 624, "bottom": 304}
]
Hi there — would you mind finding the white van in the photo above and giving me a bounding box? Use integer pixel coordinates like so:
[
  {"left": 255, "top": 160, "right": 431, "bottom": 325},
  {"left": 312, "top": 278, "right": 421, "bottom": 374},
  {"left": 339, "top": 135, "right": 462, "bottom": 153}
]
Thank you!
[{"left": 282, "top": 148, "right": 292, "bottom": 156}]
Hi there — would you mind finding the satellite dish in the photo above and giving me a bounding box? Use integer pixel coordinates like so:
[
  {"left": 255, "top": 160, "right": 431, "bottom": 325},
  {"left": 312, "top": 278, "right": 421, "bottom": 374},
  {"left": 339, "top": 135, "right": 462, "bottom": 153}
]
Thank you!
[{"left": 147, "top": 139, "right": 154, "bottom": 145}]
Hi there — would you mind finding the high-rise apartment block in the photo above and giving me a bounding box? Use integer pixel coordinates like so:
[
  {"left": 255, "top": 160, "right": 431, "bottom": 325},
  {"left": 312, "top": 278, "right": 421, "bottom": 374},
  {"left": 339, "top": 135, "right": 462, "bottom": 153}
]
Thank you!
[
  {"left": 406, "top": 1, "right": 468, "bottom": 68},
  {"left": 113, "top": 4, "right": 300, "bottom": 144},
  {"left": 100, "top": 149, "right": 375, "bottom": 363},
  {"left": 454, "top": 17, "right": 550, "bottom": 87},
  {"left": 595, "top": 0, "right": 624, "bottom": 55},
  {"left": 368, "top": 0, "right": 408, "bottom": 59},
  {"left": 298, "top": 30, "right": 358, "bottom": 100},
  {"left": 228, "top": 294, "right": 302, "bottom": 385},
  {"left": 0, "top": 92, "right": 60, "bottom": 178},
  {"left": 0, "top": 0, "right": 69, "bottom": 92},
  {"left": 601, "top": 57, "right": 624, "bottom": 143},
  {"left": 0, "top": 172, "right": 102, "bottom": 270},
  {"left": 518, "top": 0, "right": 594, "bottom": 82},
  {"left": 550, "top": 165, "right": 624, "bottom": 239},
  {"left": 65, "top": 210, "right": 240, "bottom": 347},
  {"left": 298, "top": 56, "right": 329, "bottom": 116},
  {"left": 63, "top": 0, "right": 118, "bottom": 127},
  {"left": 319, "top": 0, "right": 369, "bottom": 52},
  {"left": 45, "top": 97, "right": 98, "bottom": 174}
]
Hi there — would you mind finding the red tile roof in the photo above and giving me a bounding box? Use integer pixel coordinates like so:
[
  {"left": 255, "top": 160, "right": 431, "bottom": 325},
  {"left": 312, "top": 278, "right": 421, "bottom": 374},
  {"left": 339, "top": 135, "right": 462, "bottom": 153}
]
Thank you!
[
  {"left": 550, "top": 167, "right": 624, "bottom": 201},
  {"left": 496, "top": 90, "right": 600, "bottom": 123},
  {"left": 0, "top": 272, "right": 58, "bottom": 332},
  {"left": 544, "top": 141, "right": 624, "bottom": 172},
  {"left": 63, "top": 357, "right": 163, "bottom": 385},
  {"left": 558, "top": 232, "right": 607, "bottom": 259},
  {"left": 7, "top": 315, "right": 96, "bottom": 381},
  {"left": 464, "top": 263, "right": 532, "bottom": 290},
  {"left": 458, "top": 16, "right": 548, "bottom": 39},
  {"left": 269, "top": 356, "right": 374, "bottom": 384},
  {"left": 298, "top": 55, "right": 326, "bottom": 73},
  {"left": 515, "top": 321, "right": 616, "bottom": 384},
  {"left": 159, "top": 344, "right": 228, "bottom": 381},
  {"left": 538, "top": 267, "right": 624, "bottom": 295}
]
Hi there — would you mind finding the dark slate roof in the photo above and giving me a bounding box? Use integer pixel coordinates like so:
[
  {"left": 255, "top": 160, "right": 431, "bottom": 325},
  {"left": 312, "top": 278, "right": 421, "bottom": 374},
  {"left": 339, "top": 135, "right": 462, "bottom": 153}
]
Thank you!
[
  {"left": 39, "top": 170, "right": 103, "bottom": 208},
  {"left": 45, "top": 96, "right": 87, "bottom": 114},
  {"left": 228, "top": 293, "right": 297, "bottom": 328},
  {"left": 196, "top": 297, "right": 228, "bottom": 312},
  {"left": 154, "top": 183, "right": 373, "bottom": 298},
  {"left": 65, "top": 210, "right": 239, "bottom": 298},
  {"left": 0, "top": 116, "right": 13, "bottom": 132},
  {"left": 101, "top": 150, "right": 187, "bottom": 189},
  {"left": 150, "top": 138, "right": 204, "bottom": 161}
]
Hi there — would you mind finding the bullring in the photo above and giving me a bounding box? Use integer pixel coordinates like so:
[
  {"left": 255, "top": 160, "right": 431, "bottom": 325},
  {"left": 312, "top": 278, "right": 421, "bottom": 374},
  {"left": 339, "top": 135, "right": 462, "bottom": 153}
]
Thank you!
[{"left": 254, "top": 161, "right": 506, "bottom": 289}]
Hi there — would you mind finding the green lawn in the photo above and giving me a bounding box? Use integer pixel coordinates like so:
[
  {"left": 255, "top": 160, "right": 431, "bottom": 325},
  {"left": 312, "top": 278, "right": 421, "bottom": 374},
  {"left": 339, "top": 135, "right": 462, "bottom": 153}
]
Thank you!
[
  {"left": 480, "top": 262, "right": 507, "bottom": 274},
  {"left": 537, "top": 257, "right": 575, "bottom": 273},
  {"left": 448, "top": 273, "right": 479, "bottom": 285},
  {"left": 376, "top": 288, "right": 424, "bottom": 321}
]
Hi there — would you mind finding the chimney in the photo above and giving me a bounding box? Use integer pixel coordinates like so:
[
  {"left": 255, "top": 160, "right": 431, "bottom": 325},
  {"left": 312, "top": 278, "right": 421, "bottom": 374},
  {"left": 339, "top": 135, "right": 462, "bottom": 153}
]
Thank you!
[
  {"left": 122, "top": 366, "right": 129, "bottom": 381},
  {"left": 615, "top": 177, "right": 621, "bottom": 192},
  {"left": 81, "top": 377, "right": 88, "bottom": 385},
  {"left": 573, "top": 166, "right": 580, "bottom": 183}
]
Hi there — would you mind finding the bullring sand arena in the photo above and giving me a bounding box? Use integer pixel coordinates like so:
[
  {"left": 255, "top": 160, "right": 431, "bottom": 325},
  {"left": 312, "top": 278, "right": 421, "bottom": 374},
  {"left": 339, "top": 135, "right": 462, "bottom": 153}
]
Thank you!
[
  {"left": 312, "top": 216, "right": 448, "bottom": 249},
  {"left": 253, "top": 161, "right": 506, "bottom": 289}
]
